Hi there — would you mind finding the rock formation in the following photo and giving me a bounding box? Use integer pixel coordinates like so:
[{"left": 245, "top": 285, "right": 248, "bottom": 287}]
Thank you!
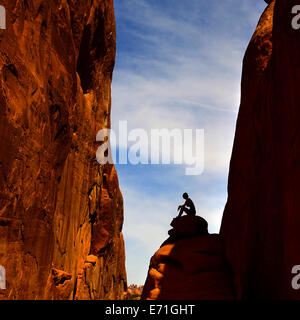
[
  {"left": 125, "top": 285, "right": 143, "bottom": 300},
  {"left": 221, "top": 0, "right": 300, "bottom": 299},
  {"left": 0, "top": 0, "right": 126, "bottom": 299},
  {"left": 142, "top": 216, "right": 234, "bottom": 300}
]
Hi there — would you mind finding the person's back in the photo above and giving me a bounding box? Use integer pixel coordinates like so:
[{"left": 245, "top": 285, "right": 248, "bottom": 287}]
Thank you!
[{"left": 185, "top": 197, "right": 196, "bottom": 215}]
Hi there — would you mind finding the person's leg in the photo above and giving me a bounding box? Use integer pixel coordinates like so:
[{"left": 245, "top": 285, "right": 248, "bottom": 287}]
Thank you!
[
  {"left": 177, "top": 206, "right": 184, "bottom": 217},
  {"left": 178, "top": 207, "right": 188, "bottom": 217},
  {"left": 186, "top": 208, "right": 196, "bottom": 216}
]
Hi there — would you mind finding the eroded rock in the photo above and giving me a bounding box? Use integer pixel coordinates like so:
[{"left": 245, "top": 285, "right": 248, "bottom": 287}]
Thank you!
[
  {"left": 142, "top": 217, "right": 234, "bottom": 300},
  {"left": 0, "top": 0, "right": 126, "bottom": 300}
]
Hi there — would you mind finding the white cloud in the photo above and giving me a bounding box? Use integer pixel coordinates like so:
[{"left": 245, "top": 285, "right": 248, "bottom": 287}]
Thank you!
[
  {"left": 112, "top": 0, "right": 266, "bottom": 284},
  {"left": 122, "top": 182, "right": 227, "bottom": 284}
]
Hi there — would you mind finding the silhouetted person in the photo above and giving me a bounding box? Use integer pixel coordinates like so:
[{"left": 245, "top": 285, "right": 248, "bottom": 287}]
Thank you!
[{"left": 177, "top": 192, "right": 196, "bottom": 218}]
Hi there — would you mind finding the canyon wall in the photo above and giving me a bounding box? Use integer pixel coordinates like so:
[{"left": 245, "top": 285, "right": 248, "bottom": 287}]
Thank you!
[
  {"left": 0, "top": 0, "right": 126, "bottom": 299},
  {"left": 142, "top": 216, "right": 234, "bottom": 300},
  {"left": 221, "top": 0, "right": 300, "bottom": 299}
]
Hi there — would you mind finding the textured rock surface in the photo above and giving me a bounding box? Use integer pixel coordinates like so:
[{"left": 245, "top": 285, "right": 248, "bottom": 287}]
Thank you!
[
  {"left": 0, "top": 0, "right": 126, "bottom": 299},
  {"left": 169, "top": 215, "right": 208, "bottom": 237},
  {"left": 162, "top": 215, "right": 208, "bottom": 247},
  {"left": 221, "top": 0, "right": 300, "bottom": 299},
  {"left": 142, "top": 217, "right": 234, "bottom": 300}
]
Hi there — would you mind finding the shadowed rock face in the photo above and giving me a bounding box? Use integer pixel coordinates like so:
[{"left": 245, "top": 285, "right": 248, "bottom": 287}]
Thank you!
[
  {"left": 221, "top": 0, "right": 300, "bottom": 299},
  {"left": 142, "top": 216, "right": 235, "bottom": 300},
  {"left": 161, "top": 215, "right": 208, "bottom": 247},
  {"left": 0, "top": 0, "right": 126, "bottom": 300}
]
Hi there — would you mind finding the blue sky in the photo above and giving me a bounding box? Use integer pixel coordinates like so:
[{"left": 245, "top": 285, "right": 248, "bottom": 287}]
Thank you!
[{"left": 111, "top": 0, "right": 267, "bottom": 285}]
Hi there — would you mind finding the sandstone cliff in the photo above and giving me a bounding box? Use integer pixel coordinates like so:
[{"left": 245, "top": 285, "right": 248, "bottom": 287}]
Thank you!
[
  {"left": 221, "top": 0, "right": 300, "bottom": 299},
  {"left": 142, "top": 216, "right": 234, "bottom": 300},
  {"left": 0, "top": 0, "right": 126, "bottom": 300}
]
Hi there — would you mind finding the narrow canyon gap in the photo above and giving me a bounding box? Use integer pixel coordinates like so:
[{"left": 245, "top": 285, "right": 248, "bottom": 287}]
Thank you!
[{"left": 142, "top": 0, "right": 300, "bottom": 300}]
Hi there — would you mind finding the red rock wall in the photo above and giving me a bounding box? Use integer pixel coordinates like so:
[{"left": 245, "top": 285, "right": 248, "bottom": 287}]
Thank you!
[
  {"left": 221, "top": 0, "right": 300, "bottom": 299},
  {"left": 142, "top": 216, "right": 235, "bottom": 300},
  {"left": 0, "top": 0, "right": 126, "bottom": 300},
  {"left": 141, "top": 234, "right": 235, "bottom": 300}
]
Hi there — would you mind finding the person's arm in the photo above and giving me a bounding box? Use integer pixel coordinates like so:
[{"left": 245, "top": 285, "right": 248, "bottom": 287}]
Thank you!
[
  {"left": 178, "top": 200, "right": 187, "bottom": 211},
  {"left": 177, "top": 200, "right": 188, "bottom": 217}
]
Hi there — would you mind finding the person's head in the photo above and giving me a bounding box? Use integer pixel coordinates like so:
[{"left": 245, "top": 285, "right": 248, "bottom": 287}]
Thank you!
[{"left": 182, "top": 192, "right": 189, "bottom": 200}]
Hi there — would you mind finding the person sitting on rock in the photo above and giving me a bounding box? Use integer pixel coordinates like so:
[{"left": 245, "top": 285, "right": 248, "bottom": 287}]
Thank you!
[{"left": 177, "top": 192, "right": 196, "bottom": 218}]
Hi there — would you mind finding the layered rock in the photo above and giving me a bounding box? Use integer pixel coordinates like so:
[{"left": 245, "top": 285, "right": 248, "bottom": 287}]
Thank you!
[
  {"left": 142, "top": 216, "right": 234, "bottom": 300},
  {"left": 0, "top": 0, "right": 126, "bottom": 299},
  {"left": 221, "top": 0, "right": 300, "bottom": 299}
]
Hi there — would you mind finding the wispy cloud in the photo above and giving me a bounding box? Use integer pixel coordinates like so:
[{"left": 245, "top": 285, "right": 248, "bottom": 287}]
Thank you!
[
  {"left": 112, "top": 0, "right": 266, "bottom": 284},
  {"left": 121, "top": 177, "right": 227, "bottom": 285}
]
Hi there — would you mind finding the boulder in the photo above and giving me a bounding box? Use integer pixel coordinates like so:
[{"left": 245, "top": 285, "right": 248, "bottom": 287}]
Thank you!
[
  {"left": 142, "top": 217, "right": 235, "bottom": 300},
  {"left": 170, "top": 215, "right": 208, "bottom": 237},
  {"left": 162, "top": 215, "right": 209, "bottom": 246}
]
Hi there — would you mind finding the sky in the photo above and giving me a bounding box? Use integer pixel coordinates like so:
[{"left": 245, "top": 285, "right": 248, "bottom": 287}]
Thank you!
[{"left": 111, "top": 0, "right": 267, "bottom": 285}]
